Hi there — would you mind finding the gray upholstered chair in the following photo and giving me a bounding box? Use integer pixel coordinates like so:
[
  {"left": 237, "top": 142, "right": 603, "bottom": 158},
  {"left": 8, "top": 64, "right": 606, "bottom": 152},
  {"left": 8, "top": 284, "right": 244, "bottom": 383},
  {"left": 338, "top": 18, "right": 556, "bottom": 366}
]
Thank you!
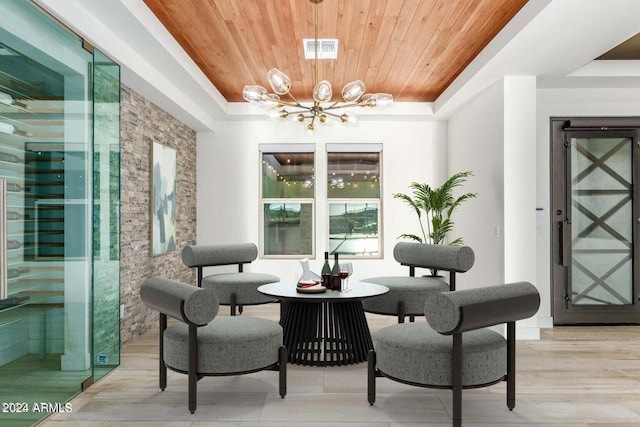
[
  {"left": 140, "top": 276, "right": 287, "bottom": 414},
  {"left": 181, "top": 243, "right": 279, "bottom": 315},
  {"left": 367, "top": 282, "right": 540, "bottom": 427},
  {"left": 362, "top": 242, "right": 475, "bottom": 322}
]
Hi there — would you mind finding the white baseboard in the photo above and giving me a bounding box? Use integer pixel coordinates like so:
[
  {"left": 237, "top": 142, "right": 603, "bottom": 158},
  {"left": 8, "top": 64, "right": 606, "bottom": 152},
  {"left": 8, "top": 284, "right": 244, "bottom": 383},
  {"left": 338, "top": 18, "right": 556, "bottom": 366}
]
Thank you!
[{"left": 516, "top": 326, "right": 541, "bottom": 340}]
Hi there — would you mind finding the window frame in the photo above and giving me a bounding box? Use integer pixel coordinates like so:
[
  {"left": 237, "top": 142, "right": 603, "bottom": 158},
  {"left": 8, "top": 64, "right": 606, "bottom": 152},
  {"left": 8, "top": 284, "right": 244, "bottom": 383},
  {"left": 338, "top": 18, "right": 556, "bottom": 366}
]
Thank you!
[
  {"left": 259, "top": 144, "right": 316, "bottom": 259},
  {"left": 325, "top": 144, "right": 383, "bottom": 259}
]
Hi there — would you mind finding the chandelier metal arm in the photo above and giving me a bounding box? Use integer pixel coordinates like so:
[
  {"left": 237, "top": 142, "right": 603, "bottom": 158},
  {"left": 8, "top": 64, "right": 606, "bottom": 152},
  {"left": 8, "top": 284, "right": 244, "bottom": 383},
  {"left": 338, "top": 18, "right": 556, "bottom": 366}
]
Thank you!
[
  {"left": 261, "top": 94, "right": 304, "bottom": 109},
  {"left": 286, "top": 92, "right": 302, "bottom": 106},
  {"left": 323, "top": 102, "right": 363, "bottom": 111},
  {"left": 263, "top": 95, "right": 374, "bottom": 115},
  {"left": 320, "top": 110, "right": 344, "bottom": 119}
]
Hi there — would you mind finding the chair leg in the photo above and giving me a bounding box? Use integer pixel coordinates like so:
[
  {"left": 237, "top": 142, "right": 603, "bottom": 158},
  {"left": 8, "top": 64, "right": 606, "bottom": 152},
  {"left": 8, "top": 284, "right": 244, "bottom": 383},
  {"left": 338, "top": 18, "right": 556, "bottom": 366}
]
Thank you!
[
  {"left": 452, "top": 333, "right": 462, "bottom": 427},
  {"left": 397, "top": 301, "right": 406, "bottom": 323},
  {"left": 279, "top": 346, "right": 287, "bottom": 398},
  {"left": 188, "top": 325, "right": 198, "bottom": 414},
  {"left": 367, "top": 350, "right": 376, "bottom": 405},
  {"left": 507, "top": 321, "right": 516, "bottom": 410},
  {"left": 230, "top": 293, "right": 237, "bottom": 316},
  {"left": 159, "top": 314, "right": 167, "bottom": 391}
]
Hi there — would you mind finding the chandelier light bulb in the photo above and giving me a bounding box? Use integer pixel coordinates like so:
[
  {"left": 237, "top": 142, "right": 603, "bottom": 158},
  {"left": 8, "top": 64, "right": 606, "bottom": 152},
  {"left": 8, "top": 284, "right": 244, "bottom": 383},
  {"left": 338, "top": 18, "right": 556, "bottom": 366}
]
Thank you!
[
  {"left": 341, "top": 80, "right": 365, "bottom": 102},
  {"left": 296, "top": 113, "right": 305, "bottom": 122},
  {"left": 267, "top": 68, "right": 291, "bottom": 95},
  {"left": 267, "top": 108, "right": 287, "bottom": 120},
  {"left": 306, "top": 122, "right": 315, "bottom": 134},
  {"left": 340, "top": 112, "right": 359, "bottom": 126},
  {"left": 263, "top": 93, "right": 281, "bottom": 109},
  {"left": 313, "top": 80, "right": 333, "bottom": 102},
  {"left": 370, "top": 93, "right": 393, "bottom": 110},
  {"left": 243, "top": 85, "right": 268, "bottom": 104}
]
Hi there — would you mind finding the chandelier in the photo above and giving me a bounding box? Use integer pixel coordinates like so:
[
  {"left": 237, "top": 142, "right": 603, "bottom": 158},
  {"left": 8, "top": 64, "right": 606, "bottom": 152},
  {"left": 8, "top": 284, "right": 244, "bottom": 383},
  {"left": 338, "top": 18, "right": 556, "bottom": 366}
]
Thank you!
[{"left": 242, "top": 0, "right": 393, "bottom": 133}]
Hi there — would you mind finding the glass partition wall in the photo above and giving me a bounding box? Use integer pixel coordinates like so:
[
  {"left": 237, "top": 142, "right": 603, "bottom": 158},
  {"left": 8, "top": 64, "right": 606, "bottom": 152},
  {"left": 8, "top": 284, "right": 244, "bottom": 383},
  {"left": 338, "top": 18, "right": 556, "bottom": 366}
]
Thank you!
[
  {"left": 91, "top": 47, "right": 121, "bottom": 383},
  {"left": 0, "top": 1, "right": 121, "bottom": 425}
]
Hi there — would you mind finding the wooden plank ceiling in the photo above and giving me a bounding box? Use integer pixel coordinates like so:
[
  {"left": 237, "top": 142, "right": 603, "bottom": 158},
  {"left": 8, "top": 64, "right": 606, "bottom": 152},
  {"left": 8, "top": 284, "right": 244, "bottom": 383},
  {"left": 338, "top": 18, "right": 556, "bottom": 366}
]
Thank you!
[{"left": 143, "top": 0, "right": 528, "bottom": 103}]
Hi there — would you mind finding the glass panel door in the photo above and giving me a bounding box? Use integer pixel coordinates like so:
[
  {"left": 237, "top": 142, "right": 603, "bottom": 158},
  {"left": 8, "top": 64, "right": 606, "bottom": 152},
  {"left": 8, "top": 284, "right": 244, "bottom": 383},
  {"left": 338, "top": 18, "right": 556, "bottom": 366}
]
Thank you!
[
  {"left": 0, "top": 1, "right": 100, "bottom": 425},
  {"left": 551, "top": 118, "right": 640, "bottom": 324}
]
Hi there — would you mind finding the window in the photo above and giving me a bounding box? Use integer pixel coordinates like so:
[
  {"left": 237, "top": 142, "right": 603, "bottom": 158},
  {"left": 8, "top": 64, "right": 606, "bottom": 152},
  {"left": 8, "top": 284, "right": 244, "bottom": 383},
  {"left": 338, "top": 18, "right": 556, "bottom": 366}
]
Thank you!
[
  {"left": 260, "top": 144, "right": 315, "bottom": 257},
  {"left": 259, "top": 143, "right": 381, "bottom": 259},
  {"left": 327, "top": 144, "right": 382, "bottom": 257}
]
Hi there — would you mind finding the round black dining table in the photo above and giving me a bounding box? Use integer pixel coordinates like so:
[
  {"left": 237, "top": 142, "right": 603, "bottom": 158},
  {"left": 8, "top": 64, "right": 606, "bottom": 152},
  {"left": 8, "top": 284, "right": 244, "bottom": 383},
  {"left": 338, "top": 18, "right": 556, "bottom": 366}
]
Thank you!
[{"left": 258, "top": 281, "right": 388, "bottom": 366}]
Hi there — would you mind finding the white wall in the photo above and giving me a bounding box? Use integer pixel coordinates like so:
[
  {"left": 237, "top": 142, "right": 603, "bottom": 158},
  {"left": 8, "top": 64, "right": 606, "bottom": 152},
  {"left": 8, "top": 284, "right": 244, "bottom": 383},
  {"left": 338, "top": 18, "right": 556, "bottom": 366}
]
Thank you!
[
  {"left": 503, "top": 76, "right": 537, "bottom": 285},
  {"left": 448, "top": 80, "right": 505, "bottom": 288},
  {"left": 449, "top": 77, "right": 540, "bottom": 338},
  {"left": 196, "top": 119, "right": 448, "bottom": 283}
]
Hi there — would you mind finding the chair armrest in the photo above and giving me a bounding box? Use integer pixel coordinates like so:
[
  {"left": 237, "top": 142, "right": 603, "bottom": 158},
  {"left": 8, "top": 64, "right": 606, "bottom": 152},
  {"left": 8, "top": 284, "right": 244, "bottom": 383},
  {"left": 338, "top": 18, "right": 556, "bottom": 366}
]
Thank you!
[
  {"left": 181, "top": 243, "right": 258, "bottom": 268},
  {"left": 424, "top": 282, "right": 540, "bottom": 334},
  {"left": 140, "top": 276, "right": 218, "bottom": 326},
  {"left": 394, "top": 242, "right": 474, "bottom": 273}
]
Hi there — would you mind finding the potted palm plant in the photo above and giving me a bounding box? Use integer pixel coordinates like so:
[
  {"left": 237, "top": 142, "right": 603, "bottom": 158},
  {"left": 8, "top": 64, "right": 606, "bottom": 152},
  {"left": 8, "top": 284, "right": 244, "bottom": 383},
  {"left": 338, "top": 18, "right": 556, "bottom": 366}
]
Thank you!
[{"left": 393, "top": 171, "right": 476, "bottom": 246}]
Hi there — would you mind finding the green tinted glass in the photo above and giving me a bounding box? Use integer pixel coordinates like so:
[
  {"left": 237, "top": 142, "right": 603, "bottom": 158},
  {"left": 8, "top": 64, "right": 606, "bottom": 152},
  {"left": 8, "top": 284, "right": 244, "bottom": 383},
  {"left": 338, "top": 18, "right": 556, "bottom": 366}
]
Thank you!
[
  {"left": 328, "top": 202, "right": 379, "bottom": 256},
  {"left": 327, "top": 152, "right": 380, "bottom": 198},
  {"left": 262, "top": 152, "right": 315, "bottom": 198},
  {"left": 263, "top": 203, "right": 313, "bottom": 255}
]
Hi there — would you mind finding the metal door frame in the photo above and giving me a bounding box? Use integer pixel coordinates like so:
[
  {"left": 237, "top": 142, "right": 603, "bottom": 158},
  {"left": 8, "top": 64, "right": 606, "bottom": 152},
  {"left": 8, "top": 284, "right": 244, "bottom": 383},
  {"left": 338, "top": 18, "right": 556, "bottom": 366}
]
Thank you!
[{"left": 551, "top": 117, "right": 640, "bottom": 324}]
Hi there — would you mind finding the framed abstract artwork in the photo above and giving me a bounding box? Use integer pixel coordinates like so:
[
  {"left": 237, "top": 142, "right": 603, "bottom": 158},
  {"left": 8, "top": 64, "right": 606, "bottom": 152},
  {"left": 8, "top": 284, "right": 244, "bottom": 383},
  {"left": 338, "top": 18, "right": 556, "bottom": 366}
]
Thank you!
[{"left": 151, "top": 141, "right": 177, "bottom": 255}]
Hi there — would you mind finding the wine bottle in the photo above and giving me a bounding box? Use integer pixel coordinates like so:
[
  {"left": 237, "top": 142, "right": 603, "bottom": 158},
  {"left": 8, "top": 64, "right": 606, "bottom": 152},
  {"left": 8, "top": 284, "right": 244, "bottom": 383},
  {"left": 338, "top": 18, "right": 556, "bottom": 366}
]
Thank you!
[
  {"left": 331, "top": 252, "right": 340, "bottom": 291},
  {"left": 321, "top": 251, "right": 331, "bottom": 288},
  {"left": 0, "top": 91, "right": 13, "bottom": 106},
  {"left": 0, "top": 91, "right": 28, "bottom": 109},
  {"left": 7, "top": 240, "right": 20, "bottom": 249},
  {"left": 0, "top": 152, "right": 20, "bottom": 163},
  {"left": 7, "top": 183, "right": 21, "bottom": 192},
  {"left": 0, "top": 121, "right": 32, "bottom": 137},
  {"left": 0, "top": 295, "right": 30, "bottom": 310},
  {"left": 7, "top": 211, "right": 22, "bottom": 220},
  {"left": 6, "top": 183, "right": 30, "bottom": 192},
  {"left": 8, "top": 268, "right": 21, "bottom": 279}
]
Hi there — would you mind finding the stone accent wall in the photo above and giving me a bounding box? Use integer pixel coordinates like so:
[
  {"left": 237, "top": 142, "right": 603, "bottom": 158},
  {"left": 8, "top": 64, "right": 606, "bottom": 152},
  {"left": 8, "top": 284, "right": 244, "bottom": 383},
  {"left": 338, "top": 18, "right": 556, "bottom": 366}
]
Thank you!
[{"left": 120, "top": 85, "right": 197, "bottom": 344}]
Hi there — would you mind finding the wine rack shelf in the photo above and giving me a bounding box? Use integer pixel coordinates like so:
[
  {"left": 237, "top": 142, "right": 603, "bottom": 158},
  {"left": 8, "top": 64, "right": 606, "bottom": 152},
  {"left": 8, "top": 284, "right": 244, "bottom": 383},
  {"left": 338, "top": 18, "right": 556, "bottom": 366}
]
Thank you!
[{"left": 1, "top": 65, "right": 65, "bottom": 307}]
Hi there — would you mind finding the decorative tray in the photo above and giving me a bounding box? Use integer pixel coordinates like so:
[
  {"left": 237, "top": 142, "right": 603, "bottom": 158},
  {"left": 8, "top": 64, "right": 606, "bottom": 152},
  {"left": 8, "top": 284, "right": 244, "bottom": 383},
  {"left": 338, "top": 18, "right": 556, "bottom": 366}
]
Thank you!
[{"left": 296, "top": 281, "right": 326, "bottom": 293}]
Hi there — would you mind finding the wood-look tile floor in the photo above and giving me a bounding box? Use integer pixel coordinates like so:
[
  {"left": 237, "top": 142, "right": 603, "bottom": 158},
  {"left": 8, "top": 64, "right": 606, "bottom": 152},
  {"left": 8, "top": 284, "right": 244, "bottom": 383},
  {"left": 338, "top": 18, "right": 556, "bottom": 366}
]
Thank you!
[{"left": 37, "top": 305, "right": 640, "bottom": 426}]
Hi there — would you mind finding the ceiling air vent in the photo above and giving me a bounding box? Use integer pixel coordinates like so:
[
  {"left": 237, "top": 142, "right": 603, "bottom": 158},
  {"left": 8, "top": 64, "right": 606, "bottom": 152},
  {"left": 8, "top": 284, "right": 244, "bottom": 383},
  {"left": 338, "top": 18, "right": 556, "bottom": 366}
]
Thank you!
[{"left": 303, "top": 39, "right": 338, "bottom": 59}]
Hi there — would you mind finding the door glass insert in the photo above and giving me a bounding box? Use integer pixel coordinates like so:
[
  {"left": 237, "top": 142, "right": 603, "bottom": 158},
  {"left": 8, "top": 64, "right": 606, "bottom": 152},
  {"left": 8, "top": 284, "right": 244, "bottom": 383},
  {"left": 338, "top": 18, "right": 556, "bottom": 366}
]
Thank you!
[{"left": 570, "top": 136, "right": 633, "bottom": 305}]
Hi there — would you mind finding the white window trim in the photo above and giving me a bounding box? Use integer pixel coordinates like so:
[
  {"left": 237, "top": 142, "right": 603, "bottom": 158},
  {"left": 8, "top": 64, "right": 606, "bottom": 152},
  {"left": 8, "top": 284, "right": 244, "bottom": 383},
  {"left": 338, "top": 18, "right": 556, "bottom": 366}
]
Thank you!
[
  {"left": 325, "top": 145, "right": 383, "bottom": 259},
  {"left": 259, "top": 144, "right": 316, "bottom": 259}
]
